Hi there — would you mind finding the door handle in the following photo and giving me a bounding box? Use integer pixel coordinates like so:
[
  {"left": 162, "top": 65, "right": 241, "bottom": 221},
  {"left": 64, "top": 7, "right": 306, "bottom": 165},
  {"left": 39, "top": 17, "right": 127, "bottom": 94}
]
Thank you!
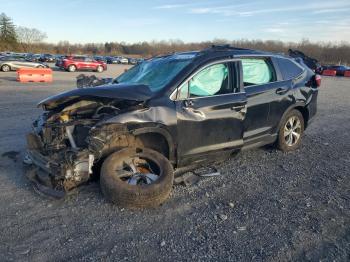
[
  {"left": 231, "top": 105, "right": 245, "bottom": 111},
  {"left": 276, "top": 87, "right": 288, "bottom": 95}
]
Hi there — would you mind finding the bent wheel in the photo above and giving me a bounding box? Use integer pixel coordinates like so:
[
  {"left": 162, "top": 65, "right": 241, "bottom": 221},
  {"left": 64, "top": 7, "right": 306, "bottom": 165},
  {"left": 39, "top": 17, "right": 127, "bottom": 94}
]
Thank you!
[{"left": 100, "top": 147, "right": 174, "bottom": 208}]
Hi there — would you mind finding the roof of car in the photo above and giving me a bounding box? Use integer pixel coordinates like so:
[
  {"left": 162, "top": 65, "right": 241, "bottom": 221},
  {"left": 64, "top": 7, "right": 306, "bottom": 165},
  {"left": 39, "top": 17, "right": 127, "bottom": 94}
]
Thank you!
[{"left": 155, "top": 45, "right": 288, "bottom": 62}]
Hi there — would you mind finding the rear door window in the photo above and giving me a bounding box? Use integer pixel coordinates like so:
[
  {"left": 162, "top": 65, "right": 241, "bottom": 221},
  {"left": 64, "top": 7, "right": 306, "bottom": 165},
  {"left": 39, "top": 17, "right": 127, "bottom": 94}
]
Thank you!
[
  {"left": 276, "top": 58, "right": 304, "bottom": 80},
  {"left": 241, "top": 58, "right": 275, "bottom": 86},
  {"left": 73, "top": 56, "right": 85, "bottom": 61}
]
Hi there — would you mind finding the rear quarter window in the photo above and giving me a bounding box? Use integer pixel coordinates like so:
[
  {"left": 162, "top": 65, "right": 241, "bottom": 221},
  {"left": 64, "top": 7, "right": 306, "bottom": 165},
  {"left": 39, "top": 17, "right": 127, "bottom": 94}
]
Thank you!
[{"left": 277, "top": 58, "right": 304, "bottom": 80}]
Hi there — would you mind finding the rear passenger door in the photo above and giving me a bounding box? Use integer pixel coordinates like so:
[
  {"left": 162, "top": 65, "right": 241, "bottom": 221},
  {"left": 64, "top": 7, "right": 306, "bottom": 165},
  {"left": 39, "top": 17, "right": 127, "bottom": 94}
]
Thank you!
[
  {"left": 11, "top": 58, "right": 27, "bottom": 69},
  {"left": 268, "top": 57, "right": 304, "bottom": 131},
  {"left": 84, "top": 57, "right": 95, "bottom": 69},
  {"left": 240, "top": 57, "right": 279, "bottom": 145},
  {"left": 73, "top": 56, "right": 85, "bottom": 69}
]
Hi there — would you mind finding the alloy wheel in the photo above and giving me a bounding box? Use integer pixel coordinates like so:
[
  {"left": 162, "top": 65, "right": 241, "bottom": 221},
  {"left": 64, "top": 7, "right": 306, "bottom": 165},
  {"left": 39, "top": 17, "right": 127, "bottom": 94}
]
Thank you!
[
  {"left": 2, "top": 65, "right": 10, "bottom": 72},
  {"left": 115, "top": 156, "right": 160, "bottom": 185},
  {"left": 283, "top": 116, "right": 302, "bottom": 146}
]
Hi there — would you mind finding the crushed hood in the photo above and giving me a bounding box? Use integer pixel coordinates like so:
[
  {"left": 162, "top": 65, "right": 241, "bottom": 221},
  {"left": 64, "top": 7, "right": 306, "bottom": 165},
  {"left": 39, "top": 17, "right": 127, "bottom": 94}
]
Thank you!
[{"left": 38, "top": 83, "right": 153, "bottom": 110}]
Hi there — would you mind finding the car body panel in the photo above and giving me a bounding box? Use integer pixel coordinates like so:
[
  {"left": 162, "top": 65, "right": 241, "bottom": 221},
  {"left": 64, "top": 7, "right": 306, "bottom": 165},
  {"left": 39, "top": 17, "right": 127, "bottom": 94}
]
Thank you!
[
  {"left": 175, "top": 92, "right": 247, "bottom": 166},
  {"left": 59, "top": 56, "right": 107, "bottom": 72},
  {"left": 0, "top": 57, "right": 47, "bottom": 71}
]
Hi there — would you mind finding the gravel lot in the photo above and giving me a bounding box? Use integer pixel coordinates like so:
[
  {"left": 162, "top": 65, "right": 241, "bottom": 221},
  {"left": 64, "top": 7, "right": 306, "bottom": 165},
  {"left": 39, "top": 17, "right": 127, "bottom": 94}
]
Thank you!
[{"left": 0, "top": 65, "right": 349, "bottom": 261}]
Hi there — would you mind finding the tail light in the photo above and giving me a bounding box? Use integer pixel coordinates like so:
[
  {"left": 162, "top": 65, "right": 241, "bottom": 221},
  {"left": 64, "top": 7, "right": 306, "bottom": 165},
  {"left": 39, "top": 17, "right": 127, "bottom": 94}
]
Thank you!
[{"left": 315, "top": 74, "right": 321, "bottom": 87}]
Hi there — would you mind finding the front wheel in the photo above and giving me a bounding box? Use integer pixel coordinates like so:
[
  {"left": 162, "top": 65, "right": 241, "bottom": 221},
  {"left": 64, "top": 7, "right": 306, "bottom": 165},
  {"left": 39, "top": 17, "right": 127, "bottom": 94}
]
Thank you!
[
  {"left": 67, "top": 65, "right": 76, "bottom": 72},
  {"left": 100, "top": 147, "right": 174, "bottom": 208},
  {"left": 277, "top": 109, "right": 304, "bottom": 152},
  {"left": 96, "top": 65, "right": 103, "bottom": 73}
]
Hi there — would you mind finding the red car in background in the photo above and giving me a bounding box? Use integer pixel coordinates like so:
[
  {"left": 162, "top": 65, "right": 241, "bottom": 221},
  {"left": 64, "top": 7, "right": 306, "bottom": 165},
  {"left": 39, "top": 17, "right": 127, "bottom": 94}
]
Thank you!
[{"left": 57, "top": 56, "right": 107, "bottom": 73}]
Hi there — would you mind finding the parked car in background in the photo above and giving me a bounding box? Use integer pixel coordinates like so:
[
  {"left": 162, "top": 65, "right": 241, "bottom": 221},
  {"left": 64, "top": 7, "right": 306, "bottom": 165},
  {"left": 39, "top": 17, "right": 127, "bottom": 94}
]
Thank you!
[
  {"left": 0, "top": 56, "right": 48, "bottom": 72},
  {"left": 128, "top": 58, "right": 138, "bottom": 65},
  {"left": 117, "top": 56, "right": 129, "bottom": 64},
  {"left": 10, "top": 53, "right": 28, "bottom": 59},
  {"left": 318, "top": 65, "right": 350, "bottom": 76},
  {"left": 26, "top": 54, "right": 42, "bottom": 62},
  {"left": 94, "top": 56, "right": 107, "bottom": 63},
  {"left": 55, "top": 54, "right": 65, "bottom": 61},
  {"left": 57, "top": 55, "right": 107, "bottom": 72},
  {"left": 25, "top": 45, "right": 320, "bottom": 207},
  {"left": 55, "top": 55, "right": 68, "bottom": 68},
  {"left": 106, "top": 56, "right": 119, "bottom": 64},
  {"left": 39, "top": 54, "right": 56, "bottom": 63}
]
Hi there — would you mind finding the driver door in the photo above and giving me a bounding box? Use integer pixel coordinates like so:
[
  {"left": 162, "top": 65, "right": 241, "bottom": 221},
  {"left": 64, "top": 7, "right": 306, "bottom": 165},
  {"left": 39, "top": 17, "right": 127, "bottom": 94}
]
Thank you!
[{"left": 175, "top": 61, "right": 247, "bottom": 166}]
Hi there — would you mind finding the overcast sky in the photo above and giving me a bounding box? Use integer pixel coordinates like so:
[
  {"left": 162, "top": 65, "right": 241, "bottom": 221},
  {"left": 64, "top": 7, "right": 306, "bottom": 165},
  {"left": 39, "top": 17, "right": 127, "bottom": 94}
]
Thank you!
[{"left": 2, "top": 0, "right": 350, "bottom": 43}]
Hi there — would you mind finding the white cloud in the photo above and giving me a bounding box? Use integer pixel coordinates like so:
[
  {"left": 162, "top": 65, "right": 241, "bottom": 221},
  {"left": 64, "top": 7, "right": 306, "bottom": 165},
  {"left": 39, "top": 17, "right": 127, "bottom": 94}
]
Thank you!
[
  {"left": 265, "top": 28, "right": 285, "bottom": 33},
  {"left": 153, "top": 4, "right": 188, "bottom": 9},
  {"left": 313, "top": 7, "right": 350, "bottom": 14},
  {"left": 187, "top": 0, "right": 350, "bottom": 17}
]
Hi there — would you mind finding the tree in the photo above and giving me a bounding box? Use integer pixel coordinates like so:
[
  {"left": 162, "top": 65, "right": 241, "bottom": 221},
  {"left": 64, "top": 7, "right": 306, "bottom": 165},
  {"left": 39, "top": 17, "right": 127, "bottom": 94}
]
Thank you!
[
  {"left": 0, "top": 13, "right": 18, "bottom": 50},
  {"left": 16, "top": 26, "right": 47, "bottom": 52}
]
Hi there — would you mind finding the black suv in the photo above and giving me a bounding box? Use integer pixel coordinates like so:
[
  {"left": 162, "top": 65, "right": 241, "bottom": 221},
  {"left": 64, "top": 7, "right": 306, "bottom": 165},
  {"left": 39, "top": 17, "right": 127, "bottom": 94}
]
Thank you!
[
  {"left": 25, "top": 46, "right": 319, "bottom": 207},
  {"left": 39, "top": 54, "right": 56, "bottom": 63}
]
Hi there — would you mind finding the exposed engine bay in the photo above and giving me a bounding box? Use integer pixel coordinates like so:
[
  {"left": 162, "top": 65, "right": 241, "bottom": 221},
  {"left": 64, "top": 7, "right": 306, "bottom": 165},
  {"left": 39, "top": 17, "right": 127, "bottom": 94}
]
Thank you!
[{"left": 25, "top": 93, "right": 145, "bottom": 197}]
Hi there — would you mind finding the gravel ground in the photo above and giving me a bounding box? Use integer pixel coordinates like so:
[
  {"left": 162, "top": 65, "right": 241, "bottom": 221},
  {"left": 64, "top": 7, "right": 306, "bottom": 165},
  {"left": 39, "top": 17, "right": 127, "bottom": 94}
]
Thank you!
[{"left": 0, "top": 66, "right": 349, "bottom": 261}]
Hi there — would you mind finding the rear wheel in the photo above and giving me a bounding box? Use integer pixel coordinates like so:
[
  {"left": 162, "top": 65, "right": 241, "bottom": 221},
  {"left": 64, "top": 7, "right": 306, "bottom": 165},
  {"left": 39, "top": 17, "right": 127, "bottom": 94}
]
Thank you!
[
  {"left": 277, "top": 109, "right": 304, "bottom": 152},
  {"left": 1, "top": 64, "right": 11, "bottom": 72},
  {"left": 100, "top": 147, "right": 174, "bottom": 208},
  {"left": 67, "top": 65, "right": 76, "bottom": 72}
]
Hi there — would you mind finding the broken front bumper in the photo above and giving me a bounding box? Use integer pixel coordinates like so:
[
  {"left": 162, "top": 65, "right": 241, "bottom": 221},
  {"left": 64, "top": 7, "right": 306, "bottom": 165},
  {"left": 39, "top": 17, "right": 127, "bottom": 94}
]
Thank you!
[{"left": 25, "top": 133, "right": 94, "bottom": 198}]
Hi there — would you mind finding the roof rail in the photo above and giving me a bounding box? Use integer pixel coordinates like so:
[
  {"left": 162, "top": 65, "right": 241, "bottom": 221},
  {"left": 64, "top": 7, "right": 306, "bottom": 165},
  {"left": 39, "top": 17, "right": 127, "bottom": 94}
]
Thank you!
[
  {"left": 198, "top": 45, "right": 252, "bottom": 54},
  {"left": 210, "top": 44, "right": 251, "bottom": 51}
]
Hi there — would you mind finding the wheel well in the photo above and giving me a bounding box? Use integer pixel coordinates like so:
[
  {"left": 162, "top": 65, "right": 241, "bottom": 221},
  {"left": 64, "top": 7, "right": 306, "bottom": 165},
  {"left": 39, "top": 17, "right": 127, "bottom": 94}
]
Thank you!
[
  {"left": 294, "top": 106, "right": 309, "bottom": 128},
  {"left": 136, "top": 133, "right": 170, "bottom": 160},
  {"left": 1, "top": 64, "right": 10, "bottom": 70}
]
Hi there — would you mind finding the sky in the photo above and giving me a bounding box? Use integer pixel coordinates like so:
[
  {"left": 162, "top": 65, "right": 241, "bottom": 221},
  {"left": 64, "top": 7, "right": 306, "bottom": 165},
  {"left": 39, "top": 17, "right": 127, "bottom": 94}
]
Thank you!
[{"left": 1, "top": 0, "right": 350, "bottom": 44}]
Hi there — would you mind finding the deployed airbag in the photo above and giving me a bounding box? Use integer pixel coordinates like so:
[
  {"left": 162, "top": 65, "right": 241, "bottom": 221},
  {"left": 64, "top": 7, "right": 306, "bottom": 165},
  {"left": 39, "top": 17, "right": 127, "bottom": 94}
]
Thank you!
[{"left": 242, "top": 59, "right": 272, "bottom": 85}]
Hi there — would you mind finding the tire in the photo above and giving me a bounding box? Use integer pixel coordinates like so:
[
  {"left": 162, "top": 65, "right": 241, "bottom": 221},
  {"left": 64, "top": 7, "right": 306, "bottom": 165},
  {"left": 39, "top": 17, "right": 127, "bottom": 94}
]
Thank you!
[
  {"left": 67, "top": 65, "right": 76, "bottom": 72},
  {"left": 277, "top": 109, "right": 305, "bottom": 152},
  {"left": 96, "top": 65, "right": 103, "bottom": 73},
  {"left": 1, "top": 64, "right": 11, "bottom": 72},
  {"left": 100, "top": 147, "right": 174, "bottom": 208},
  {"left": 36, "top": 65, "right": 44, "bottom": 68}
]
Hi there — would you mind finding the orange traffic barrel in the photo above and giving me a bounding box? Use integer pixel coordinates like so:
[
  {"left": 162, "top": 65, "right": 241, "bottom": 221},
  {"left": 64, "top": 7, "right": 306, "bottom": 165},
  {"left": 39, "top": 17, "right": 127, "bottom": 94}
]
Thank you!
[
  {"left": 17, "top": 68, "right": 53, "bottom": 83},
  {"left": 322, "top": 70, "right": 337, "bottom": 76}
]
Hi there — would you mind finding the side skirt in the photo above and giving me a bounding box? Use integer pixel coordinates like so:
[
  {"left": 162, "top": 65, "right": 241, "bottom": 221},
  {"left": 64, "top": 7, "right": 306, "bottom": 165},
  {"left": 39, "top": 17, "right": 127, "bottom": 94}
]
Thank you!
[{"left": 242, "top": 134, "right": 277, "bottom": 150}]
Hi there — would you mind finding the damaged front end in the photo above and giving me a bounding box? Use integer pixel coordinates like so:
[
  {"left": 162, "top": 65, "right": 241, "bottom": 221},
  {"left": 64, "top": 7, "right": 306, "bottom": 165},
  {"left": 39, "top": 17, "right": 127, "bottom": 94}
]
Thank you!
[{"left": 25, "top": 84, "right": 152, "bottom": 198}]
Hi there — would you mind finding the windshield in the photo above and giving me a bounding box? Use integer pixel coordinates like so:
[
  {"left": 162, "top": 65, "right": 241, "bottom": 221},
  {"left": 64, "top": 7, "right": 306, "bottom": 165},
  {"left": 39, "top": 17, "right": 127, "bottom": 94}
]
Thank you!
[{"left": 115, "top": 54, "right": 195, "bottom": 92}]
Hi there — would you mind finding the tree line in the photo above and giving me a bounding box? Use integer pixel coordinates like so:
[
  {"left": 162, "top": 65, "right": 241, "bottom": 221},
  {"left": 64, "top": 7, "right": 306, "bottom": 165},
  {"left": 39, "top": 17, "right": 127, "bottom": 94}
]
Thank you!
[{"left": 1, "top": 12, "right": 349, "bottom": 65}]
